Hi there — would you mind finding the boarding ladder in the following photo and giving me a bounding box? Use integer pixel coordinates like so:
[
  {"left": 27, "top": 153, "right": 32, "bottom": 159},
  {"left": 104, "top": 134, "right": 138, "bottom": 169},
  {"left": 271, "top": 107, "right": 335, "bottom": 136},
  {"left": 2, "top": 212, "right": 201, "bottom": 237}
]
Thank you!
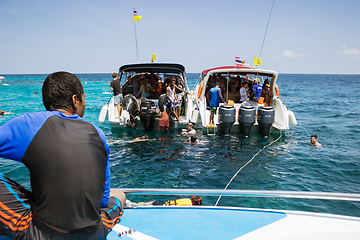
[{"left": 206, "top": 124, "right": 216, "bottom": 136}]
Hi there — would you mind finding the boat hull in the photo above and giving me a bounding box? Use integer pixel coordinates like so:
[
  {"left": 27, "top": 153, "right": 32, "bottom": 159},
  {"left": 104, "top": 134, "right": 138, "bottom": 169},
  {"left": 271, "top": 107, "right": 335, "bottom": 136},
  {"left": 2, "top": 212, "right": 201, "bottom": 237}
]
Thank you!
[{"left": 106, "top": 206, "right": 360, "bottom": 240}]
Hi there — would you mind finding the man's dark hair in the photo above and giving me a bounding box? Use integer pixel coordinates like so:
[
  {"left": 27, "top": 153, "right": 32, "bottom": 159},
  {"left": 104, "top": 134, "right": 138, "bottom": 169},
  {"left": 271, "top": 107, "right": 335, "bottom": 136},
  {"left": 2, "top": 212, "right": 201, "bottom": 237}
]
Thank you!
[
  {"left": 42, "top": 71, "right": 84, "bottom": 111},
  {"left": 311, "top": 134, "right": 317, "bottom": 139}
]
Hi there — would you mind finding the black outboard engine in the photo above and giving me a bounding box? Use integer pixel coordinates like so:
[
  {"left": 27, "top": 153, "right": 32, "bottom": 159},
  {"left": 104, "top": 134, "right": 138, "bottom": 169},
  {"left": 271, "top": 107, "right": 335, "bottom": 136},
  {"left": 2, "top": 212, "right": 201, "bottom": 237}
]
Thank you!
[
  {"left": 238, "top": 105, "right": 256, "bottom": 137},
  {"left": 257, "top": 106, "right": 275, "bottom": 138},
  {"left": 219, "top": 105, "right": 235, "bottom": 134},
  {"left": 140, "top": 100, "right": 156, "bottom": 133},
  {"left": 158, "top": 94, "right": 168, "bottom": 112},
  {"left": 122, "top": 94, "right": 139, "bottom": 128}
]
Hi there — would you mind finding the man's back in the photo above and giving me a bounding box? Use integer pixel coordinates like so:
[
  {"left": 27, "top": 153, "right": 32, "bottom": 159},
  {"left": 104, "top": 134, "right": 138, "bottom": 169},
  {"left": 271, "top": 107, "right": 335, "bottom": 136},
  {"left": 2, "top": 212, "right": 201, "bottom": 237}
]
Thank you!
[
  {"left": 110, "top": 78, "right": 121, "bottom": 96},
  {"left": 210, "top": 87, "right": 220, "bottom": 107},
  {"left": 0, "top": 111, "right": 109, "bottom": 232}
]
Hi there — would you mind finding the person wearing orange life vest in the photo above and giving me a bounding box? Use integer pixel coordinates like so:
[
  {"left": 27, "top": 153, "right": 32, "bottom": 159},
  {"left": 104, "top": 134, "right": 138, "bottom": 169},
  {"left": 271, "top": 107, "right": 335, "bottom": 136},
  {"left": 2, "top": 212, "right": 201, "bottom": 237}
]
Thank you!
[
  {"left": 165, "top": 196, "right": 202, "bottom": 206},
  {"left": 153, "top": 77, "right": 164, "bottom": 99},
  {"left": 126, "top": 196, "right": 202, "bottom": 207}
]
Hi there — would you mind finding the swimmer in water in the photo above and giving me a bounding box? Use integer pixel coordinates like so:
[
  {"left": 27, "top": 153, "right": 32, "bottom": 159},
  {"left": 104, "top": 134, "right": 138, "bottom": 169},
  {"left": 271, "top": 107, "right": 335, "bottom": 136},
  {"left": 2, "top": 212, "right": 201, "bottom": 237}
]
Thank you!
[
  {"left": 0, "top": 111, "right": 12, "bottom": 115},
  {"left": 185, "top": 135, "right": 197, "bottom": 143},
  {"left": 111, "top": 136, "right": 153, "bottom": 145},
  {"left": 309, "top": 134, "right": 321, "bottom": 146}
]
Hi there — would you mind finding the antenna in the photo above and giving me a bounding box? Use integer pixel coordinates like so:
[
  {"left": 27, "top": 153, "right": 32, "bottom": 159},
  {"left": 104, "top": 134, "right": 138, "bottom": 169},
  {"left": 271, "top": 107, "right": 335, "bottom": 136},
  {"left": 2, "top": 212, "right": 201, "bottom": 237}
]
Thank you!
[{"left": 259, "top": 0, "right": 275, "bottom": 58}]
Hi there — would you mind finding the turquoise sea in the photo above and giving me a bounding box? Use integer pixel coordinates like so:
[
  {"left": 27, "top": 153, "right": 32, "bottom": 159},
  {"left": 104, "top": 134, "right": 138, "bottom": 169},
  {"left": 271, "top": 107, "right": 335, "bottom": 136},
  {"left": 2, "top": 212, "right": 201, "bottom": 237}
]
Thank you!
[{"left": 1, "top": 73, "right": 359, "bottom": 217}]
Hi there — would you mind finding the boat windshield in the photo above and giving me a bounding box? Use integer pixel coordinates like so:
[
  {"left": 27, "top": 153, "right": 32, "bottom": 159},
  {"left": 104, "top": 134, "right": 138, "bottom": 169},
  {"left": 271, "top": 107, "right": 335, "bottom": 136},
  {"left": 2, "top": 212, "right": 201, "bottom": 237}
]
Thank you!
[
  {"left": 119, "top": 71, "right": 186, "bottom": 99},
  {"left": 200, "top": 71, "right": 275, "bottom": 102}
]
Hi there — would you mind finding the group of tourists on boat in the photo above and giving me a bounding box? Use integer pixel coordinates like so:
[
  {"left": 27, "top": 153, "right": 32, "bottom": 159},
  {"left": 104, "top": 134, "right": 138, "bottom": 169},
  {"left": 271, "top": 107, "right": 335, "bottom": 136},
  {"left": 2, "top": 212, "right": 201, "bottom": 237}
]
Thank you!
[
  {"left": 110, "top": 71, "right": 189, "bottom": 122},
  {"left": 120, "top": 72, "right": 186, "bottom": 100},
  {"left": 204, "top": 73, "right": 279, "bottom": 107}
]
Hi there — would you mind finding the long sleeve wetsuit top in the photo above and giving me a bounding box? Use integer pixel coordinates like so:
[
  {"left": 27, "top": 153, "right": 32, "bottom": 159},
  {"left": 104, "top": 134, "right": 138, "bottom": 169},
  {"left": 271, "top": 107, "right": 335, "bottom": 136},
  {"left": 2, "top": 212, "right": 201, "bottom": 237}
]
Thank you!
[{"left": 0, "top": 111, "right": 110, "bottom": 232}]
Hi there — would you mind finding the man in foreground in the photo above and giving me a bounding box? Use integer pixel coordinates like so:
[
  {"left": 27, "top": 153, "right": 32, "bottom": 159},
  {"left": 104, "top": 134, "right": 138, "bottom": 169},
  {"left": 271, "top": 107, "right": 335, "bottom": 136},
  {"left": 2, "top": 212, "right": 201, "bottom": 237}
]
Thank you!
[{"left": 0, "top": 71, "right": 126, "bottom": 239}]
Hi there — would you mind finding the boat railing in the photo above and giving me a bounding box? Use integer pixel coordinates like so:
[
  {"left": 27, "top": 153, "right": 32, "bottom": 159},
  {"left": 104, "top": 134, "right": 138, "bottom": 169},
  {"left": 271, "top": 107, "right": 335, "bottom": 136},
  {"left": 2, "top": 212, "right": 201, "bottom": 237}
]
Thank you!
[{"left": 115, "top": 188, "right": 360, "bottom": 202}]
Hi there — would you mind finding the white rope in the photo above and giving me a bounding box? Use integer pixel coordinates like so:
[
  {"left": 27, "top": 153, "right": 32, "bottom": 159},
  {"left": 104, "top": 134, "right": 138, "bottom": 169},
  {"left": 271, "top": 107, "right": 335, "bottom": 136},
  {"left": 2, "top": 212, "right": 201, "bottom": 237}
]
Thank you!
[{"left": 215, "top": 132, "right": 285, "bottom": 206}]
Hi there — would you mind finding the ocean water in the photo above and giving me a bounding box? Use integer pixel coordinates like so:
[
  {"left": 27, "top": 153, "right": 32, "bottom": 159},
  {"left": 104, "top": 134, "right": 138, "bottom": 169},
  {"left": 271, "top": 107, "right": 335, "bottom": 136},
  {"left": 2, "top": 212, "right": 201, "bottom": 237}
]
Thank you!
[{"left": 1, "top": 73, "right": 359, "bottom": 218}]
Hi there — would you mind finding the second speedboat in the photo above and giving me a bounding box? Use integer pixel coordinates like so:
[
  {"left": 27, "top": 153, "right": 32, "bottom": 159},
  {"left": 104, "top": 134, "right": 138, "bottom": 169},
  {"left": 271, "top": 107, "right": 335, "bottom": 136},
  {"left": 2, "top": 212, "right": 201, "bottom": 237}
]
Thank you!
[
  {"left": 99, "top": 63, "right": 193, "bottom": 132},
  {"left": 193, "top": 65, "right": 297, "bottom": 137}
]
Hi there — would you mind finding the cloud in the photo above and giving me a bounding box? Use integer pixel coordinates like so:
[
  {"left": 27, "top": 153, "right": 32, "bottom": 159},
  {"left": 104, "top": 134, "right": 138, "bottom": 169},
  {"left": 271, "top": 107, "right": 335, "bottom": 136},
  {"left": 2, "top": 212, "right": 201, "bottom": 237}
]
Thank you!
[
  {"left": 282, "top": 51, "right": 295, "bottom": 57},
  {"left": 281, "top": 51, "right": 314, "bottom": 58},
  {"left": 339, "top": 45, "right": 360, "bottom": 56}
]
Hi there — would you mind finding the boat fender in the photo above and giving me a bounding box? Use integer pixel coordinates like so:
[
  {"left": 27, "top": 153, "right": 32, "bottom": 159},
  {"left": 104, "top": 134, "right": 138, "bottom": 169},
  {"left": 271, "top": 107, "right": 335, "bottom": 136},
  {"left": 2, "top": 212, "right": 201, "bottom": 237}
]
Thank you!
[
  {"left": 98, "top": 104, "right": 108, "bottom": 125},
  {"left": 119, "top": 116, "right": 125, "bottom": 126},
  {"left": 190, "top": 107, "right": 200, "bottom": 124},
  {"left": 197, "top": 82, "right": 204, "bottom": 99},
  {"left": 288, "top": 110, "right": 297, "bottom": 127}
]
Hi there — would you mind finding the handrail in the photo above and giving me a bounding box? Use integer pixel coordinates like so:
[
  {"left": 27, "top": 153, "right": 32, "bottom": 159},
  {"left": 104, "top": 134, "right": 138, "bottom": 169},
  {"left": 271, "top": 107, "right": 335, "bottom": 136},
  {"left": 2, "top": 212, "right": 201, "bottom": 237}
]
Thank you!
[{"left": 114, "top": 188, "right": 360, "bottom": 202}]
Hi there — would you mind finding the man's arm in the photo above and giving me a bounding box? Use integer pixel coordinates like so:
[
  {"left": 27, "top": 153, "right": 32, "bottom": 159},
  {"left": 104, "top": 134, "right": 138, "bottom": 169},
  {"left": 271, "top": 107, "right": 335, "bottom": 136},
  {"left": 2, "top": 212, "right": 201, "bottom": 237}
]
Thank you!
[
  {"left": 175, "top": 85, "right": 189, "bottom": 94},
  {"left": 218, "top": 89, "right": 225, "bottom": 103},
  {"left": 110, "top": 81, "right": 114, "bottom": 93},
  {"left": 0, "top": 112, "right": 51, "bottom": 161}
]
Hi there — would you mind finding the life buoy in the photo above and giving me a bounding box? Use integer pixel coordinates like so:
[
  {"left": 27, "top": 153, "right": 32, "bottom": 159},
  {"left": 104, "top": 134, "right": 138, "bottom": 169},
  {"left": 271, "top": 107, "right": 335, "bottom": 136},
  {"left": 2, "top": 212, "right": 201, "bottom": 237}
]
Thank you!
[
  {"left": 275, "top": 84, "right": 279, "bottom": 97},
  {"left": 197, "top": 82, "right": 204, "bottom": 99}
]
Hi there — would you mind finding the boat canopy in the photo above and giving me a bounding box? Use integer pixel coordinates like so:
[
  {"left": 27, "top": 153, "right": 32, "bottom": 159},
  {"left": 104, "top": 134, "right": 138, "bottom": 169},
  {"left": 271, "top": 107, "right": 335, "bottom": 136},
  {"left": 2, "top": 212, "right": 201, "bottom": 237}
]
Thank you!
[
  {"left": 119, "top": 63, "right": 186, "bottom": 74},
  {"left": 202, "top": 66, "right": 277, "bottom": 79},
  {"left": 202, "top": 66, "right": 252, "bottom": 75},
  {"left": 199, "top": 65, "right": 279, "bottom": 101}
]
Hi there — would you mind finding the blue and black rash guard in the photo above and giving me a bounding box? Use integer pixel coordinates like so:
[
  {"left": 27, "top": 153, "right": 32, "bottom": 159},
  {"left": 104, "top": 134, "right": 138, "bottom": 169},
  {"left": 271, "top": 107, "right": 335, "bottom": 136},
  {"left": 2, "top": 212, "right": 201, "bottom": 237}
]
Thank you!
[{"left": 0, "top": 111, "right": 110, "bottom": 232}]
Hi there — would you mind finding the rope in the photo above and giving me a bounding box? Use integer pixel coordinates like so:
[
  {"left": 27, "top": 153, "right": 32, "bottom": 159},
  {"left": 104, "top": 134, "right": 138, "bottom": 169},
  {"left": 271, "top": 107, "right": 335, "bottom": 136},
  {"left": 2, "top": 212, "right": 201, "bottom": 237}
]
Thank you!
[
  {"left": 259, "top": 0, "right": 275, "bottom": 57},
  {"left": 215, "top": 132, "right": 285, "bottom": 206}
]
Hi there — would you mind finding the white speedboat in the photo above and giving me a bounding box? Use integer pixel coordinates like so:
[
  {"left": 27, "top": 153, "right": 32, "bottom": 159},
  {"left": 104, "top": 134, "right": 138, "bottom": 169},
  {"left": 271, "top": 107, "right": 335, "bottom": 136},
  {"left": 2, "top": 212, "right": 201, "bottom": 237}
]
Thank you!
[
  {"left": 99, "top": 63, "right": 193, "bottom": 132},
  {"left": 107, "top": 188, "right": 360, "bottom": 240},
  {"left": 193, "top": 65, "right": 297, "bottom": 136}
]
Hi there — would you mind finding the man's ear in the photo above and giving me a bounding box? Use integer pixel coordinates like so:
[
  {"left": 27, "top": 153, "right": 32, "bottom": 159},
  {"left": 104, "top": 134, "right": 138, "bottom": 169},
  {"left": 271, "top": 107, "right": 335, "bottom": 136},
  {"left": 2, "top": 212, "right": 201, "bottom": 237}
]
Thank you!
[{"left": 71, "top": 94, "right": 79, "bottom": 109}]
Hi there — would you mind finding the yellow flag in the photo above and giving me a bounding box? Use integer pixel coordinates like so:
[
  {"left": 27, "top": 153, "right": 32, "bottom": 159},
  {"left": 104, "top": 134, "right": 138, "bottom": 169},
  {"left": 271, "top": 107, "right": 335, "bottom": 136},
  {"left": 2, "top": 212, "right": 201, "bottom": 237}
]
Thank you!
[
  {"left": 151, "top": 53, "right": 157, "bottom": 62},
  {"left": 253, "top": 57, "right": 262, "bottom": 66},
  {"left": 133, "top": 8, "right": 142, "bottom": 22},
  {"left": 134, "top": 15, "right": 142, "bottom": 22}
]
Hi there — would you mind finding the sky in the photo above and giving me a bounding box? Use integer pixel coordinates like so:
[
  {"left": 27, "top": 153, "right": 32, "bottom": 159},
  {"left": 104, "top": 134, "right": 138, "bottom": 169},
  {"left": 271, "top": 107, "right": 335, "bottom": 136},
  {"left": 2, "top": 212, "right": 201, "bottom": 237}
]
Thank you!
[{"left": 1, "top": 0, "right": 360, "bottom": 74}]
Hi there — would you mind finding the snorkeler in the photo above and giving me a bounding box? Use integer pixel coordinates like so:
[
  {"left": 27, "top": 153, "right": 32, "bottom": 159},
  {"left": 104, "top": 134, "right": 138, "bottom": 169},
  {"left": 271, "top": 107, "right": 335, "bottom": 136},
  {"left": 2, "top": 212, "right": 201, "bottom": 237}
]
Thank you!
[{"left": 309, "top": 135, "right": 322, "bottom": 146}]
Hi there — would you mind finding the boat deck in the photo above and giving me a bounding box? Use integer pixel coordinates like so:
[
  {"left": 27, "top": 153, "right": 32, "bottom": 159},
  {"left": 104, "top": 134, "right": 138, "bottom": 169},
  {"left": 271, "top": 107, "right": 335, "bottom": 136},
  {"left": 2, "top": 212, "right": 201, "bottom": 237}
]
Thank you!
[{"left": 106, "top": 206, "right": 360, "bottom": 240}]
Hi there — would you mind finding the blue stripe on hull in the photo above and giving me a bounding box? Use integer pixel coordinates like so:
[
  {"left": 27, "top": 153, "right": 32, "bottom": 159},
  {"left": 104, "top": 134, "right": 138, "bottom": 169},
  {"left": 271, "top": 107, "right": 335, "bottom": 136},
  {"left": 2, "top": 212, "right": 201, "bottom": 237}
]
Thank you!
[{"left": 107, "top": 206, "right": 286, "bottom": 239}]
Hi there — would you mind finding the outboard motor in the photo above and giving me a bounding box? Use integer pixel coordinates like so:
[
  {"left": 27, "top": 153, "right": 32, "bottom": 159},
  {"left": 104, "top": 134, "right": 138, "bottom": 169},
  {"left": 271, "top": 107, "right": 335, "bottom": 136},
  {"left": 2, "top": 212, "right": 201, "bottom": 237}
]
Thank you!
[
  {"left": 140, "top": 100, "right": 156, "bottom": 133},
  {"left": 158, "top": 94, "right": 168, "bottom": 112},
  {"left": 257, "top": 106, "right": 275, "bottom": 138},
  {"left": 122, "top": 94, "right": 139, "bottom": 128},
  {"left": 238, "top": 105, "right": 256, "bottom": 137},
  {"left": 219, "top": 105, "right": 235, "bottom": 134}
]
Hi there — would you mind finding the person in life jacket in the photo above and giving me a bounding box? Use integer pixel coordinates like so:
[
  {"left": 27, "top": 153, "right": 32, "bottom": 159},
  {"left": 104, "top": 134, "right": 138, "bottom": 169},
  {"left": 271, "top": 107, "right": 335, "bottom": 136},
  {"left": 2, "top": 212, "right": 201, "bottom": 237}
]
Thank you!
[
  {"left": 165, "top": 196, "right": 202, "bottom": 206},
  {"left": 153, "top": 77, "right": 163, "bottom": 99},
  {"left": 126, "top": 196, "right": 202, "bottom": 207}
]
